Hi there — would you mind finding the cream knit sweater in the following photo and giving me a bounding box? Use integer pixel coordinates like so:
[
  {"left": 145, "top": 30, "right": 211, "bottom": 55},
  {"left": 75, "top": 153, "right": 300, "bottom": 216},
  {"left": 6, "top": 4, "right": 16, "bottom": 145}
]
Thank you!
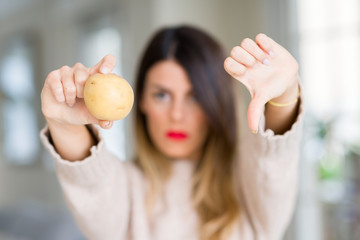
[{"left": 40, "top": 102, "right": 303, "bottom": 240}]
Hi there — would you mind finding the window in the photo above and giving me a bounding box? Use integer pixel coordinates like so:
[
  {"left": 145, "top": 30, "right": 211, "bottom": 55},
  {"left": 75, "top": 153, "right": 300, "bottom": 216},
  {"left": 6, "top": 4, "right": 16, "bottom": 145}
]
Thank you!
[
  {"left": 0, "top": 36, "right": 39, "bottom": 165},
  {"left": 297, "top": 0, "right": 360, "bottom": 239}
]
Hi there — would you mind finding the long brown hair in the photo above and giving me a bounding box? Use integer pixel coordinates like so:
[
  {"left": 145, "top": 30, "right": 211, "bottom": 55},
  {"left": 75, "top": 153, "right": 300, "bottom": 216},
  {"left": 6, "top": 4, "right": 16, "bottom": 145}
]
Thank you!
[{"left": 134, "top": 25, "right": 240, "bottom": 240}]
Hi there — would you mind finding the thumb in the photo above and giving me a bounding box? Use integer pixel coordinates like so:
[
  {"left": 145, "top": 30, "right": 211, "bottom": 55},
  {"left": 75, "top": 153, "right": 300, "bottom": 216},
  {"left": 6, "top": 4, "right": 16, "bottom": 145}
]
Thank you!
[
  {"left": 99, "top": 120, "right": 113, "bottom": 129},
  {"left": 89, "top": 54, "right": 116, "bottom": 75},
  {"left": 82, "top": 110, "right": 113, "bottom": 129},
  {"left": 247, "top": 95, "right": 266, "bottom": 133}
]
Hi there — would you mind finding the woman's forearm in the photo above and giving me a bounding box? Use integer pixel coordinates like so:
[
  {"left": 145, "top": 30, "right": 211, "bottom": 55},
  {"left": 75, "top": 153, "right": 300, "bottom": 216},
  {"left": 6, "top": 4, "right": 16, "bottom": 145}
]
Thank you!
[
  {"left": 47, "top": 119, "right": 96, "bottom": 161},
  {"left": 264, "top": 80, "right": 300, "bottom": 135}
]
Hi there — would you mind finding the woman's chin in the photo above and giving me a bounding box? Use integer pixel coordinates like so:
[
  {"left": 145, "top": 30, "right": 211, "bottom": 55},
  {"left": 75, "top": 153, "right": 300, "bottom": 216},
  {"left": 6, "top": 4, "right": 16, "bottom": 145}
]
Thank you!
[{"left": 162, "top": 150, "right": 199, "bottom": 161}]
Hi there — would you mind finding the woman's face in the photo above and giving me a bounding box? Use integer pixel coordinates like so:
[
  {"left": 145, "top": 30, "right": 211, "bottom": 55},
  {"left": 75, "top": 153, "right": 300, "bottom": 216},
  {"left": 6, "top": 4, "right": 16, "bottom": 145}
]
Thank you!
[{"left": 141, "top": 60, "right": 209, "bottom": 161}]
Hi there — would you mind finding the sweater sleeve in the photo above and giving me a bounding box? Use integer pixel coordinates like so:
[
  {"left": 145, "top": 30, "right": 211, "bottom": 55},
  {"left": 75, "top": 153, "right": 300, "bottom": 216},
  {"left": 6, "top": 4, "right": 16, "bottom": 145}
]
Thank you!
[
  {"left": 236, "top": 97, "right": 304, "bottom": 240},
  {"left": 40, "top": 125, "right": 130, "bottom": 240}
]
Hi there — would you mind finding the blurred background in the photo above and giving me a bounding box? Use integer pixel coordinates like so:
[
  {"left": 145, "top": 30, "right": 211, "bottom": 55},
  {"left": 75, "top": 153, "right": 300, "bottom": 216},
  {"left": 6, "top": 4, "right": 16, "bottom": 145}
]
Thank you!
[{"left": 0, "top": 0, "right": 359, "bottom": 239}]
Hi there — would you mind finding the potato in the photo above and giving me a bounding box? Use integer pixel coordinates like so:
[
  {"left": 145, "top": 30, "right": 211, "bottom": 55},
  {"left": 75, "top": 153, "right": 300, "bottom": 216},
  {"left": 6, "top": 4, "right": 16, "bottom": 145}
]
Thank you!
[{"left": 84, "top": 73, "right": 134, "bottom": 120}]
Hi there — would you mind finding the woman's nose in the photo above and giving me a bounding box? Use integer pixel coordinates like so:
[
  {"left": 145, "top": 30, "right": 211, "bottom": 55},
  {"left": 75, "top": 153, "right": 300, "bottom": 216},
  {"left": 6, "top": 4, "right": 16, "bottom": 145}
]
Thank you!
[{"left": 170, "top": 99, "right": 186, "bottom": 122}]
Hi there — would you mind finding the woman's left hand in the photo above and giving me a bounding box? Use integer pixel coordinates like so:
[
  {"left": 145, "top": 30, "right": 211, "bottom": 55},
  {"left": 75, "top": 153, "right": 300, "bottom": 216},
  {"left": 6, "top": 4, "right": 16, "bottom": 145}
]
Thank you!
[{"left": 224, "top": 33, "right": 299, "bottom": 133}]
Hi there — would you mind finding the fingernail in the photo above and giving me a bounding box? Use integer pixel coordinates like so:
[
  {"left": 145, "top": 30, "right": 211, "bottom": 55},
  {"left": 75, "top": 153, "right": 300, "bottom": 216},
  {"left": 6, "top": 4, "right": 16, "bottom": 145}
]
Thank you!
[
  {"left": 252, "top": 129, "right": 258, "bottom": 134},
  {"left": 104, "top": 121, "right": 110, "bottom": 127},
  {"left": 263, "top": 58, "right": 270, "bottom": 66},
  {"left": 269, "top": 51, "right": 274, "bottom": 57},
  {"left": 100, "top": 66, "right": 109, "bottom": 74}
]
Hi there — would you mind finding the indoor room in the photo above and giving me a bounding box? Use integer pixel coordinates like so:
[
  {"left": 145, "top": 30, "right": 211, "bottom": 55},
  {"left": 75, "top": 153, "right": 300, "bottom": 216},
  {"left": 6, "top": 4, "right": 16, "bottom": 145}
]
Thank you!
[{"left": 0, "top": 0, "right": 359, "bottom": 239}]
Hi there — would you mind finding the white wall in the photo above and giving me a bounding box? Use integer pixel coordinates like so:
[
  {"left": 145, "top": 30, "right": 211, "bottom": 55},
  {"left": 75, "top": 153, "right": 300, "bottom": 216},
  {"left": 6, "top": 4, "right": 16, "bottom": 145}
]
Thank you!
[{"left": 151, "top": 0, "right": 263, "bottom": 48}]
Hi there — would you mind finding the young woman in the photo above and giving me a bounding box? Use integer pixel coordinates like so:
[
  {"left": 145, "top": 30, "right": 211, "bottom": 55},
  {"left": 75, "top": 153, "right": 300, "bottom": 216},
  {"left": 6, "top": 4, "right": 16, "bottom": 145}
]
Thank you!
[{"left": 40, "top": 25, "right": 303, "bottom": 240}]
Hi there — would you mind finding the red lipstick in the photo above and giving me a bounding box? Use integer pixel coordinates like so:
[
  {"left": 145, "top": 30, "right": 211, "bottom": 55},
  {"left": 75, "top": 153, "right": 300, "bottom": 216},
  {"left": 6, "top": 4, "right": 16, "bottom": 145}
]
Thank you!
[{"left": 166, "top": 131, "right": 188, "bottom": 140}]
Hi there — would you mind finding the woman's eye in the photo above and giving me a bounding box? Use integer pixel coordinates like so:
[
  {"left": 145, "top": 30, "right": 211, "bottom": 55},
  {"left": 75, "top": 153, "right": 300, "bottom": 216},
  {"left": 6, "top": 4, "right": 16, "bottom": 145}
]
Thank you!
[
  {"left": 189, "top": 94, "right": 198, "bottom": 103},
  {"left": 153, "top": 92, "right": 170, "bottom": 101}
]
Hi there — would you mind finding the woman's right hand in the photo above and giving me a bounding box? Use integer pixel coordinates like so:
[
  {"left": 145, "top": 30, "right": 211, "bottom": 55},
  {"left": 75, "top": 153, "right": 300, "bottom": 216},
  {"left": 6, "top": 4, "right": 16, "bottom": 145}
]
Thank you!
[{"left": 41, "top": 54, "right": 116, "bottom": 129}]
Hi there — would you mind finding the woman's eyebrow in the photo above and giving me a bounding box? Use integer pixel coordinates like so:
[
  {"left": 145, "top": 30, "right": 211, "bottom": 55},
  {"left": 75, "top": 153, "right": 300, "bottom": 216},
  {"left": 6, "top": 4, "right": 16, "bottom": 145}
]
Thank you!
[
  {"left": 148, "top": 83, "right": 194, "bottom": 95},
  {"left": 147, "top": 84, "right": 171, "bottom": 92},
  {"left": 187, "top": 90, "right": 195, "bottom": 95}
]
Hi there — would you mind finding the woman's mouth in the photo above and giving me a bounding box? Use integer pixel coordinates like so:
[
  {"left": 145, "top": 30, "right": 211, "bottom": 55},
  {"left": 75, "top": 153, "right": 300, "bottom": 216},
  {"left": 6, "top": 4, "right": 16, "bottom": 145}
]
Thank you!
[{"left": 166, "top": 131, "right": 188, "bottom": 140}]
